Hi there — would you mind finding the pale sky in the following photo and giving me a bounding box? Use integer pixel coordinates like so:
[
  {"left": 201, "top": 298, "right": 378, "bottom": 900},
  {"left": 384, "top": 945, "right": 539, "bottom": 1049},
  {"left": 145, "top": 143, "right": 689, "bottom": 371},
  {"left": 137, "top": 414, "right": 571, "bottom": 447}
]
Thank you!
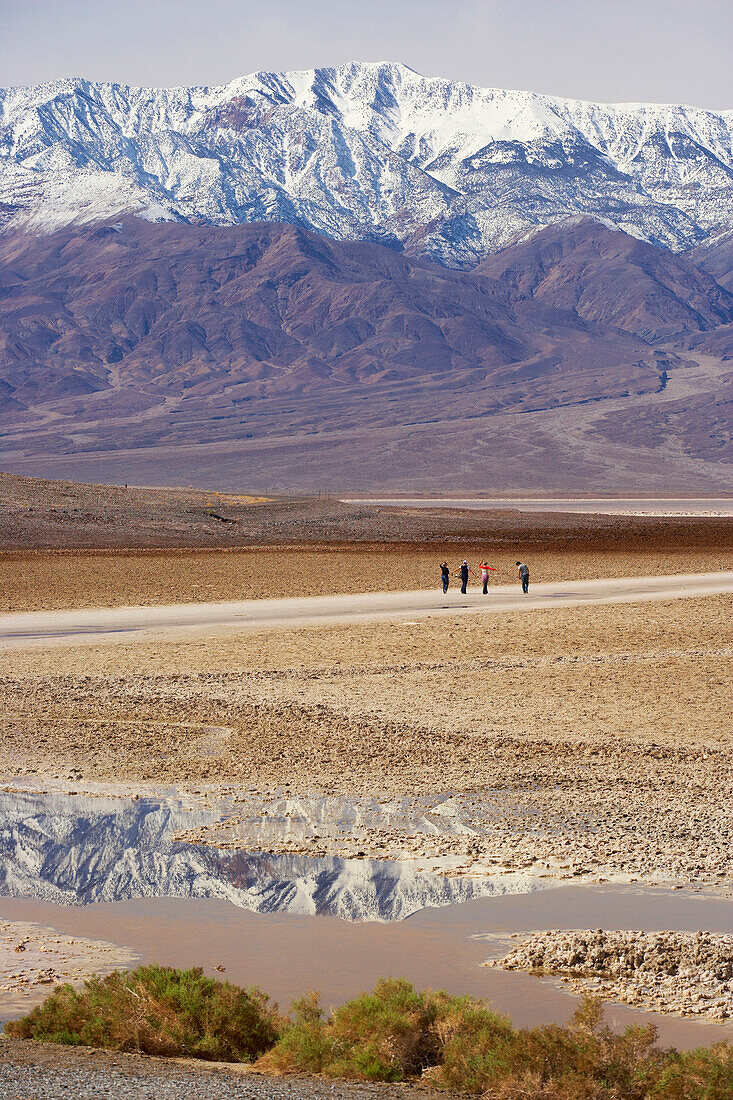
[{"left": 2, "top": 0, "right": 731, "bottom": 109}]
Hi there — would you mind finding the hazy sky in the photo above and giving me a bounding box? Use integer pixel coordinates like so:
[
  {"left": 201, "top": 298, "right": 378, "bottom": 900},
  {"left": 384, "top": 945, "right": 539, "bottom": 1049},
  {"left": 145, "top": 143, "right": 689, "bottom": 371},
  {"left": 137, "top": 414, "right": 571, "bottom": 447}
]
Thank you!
[{"left": 2, "top": 0, "right": 731, "bottom": 109}]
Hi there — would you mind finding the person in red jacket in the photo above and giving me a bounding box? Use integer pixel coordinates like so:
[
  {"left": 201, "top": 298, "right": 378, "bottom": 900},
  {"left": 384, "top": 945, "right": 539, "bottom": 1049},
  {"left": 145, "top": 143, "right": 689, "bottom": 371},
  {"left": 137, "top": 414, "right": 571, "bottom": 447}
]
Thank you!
[{"left": 479, "top": 559, "right": 497, "bottom": 595}]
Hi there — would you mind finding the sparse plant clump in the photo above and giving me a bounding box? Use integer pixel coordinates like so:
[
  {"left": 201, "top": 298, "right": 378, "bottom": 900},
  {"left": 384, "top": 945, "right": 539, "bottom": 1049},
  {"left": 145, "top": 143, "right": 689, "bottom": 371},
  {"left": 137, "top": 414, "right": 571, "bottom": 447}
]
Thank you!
[
  {"left": 265, "top": 985, "right": 733, "bottom": 1097},
  {"left": 654, "top": 1041, "right": 733, "bottom": 1100},
  {"left": 259, "top": 992, "right": 334, "bottom": 1074},
  {"left": 261, "top": 977, "right": 443, "bottom": 1080},
  {"left": 5, "top": 963, "right": 279, "bottom": 1062},
  {"left": 6, "top": 970, "right": 733, "bottom": 1097}
]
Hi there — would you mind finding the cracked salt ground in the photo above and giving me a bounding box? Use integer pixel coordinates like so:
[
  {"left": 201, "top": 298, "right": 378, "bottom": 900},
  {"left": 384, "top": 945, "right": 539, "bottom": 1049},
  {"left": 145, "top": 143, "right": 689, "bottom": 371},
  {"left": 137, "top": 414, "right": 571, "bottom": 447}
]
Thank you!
[{"left": 0, "top": 919, "right": 138, "bottom": 1020}]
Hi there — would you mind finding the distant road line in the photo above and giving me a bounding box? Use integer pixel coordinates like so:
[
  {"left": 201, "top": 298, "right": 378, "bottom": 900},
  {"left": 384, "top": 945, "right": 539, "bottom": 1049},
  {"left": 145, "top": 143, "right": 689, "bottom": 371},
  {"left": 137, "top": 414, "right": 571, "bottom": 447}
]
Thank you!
[{"left": 0, "top": 572, "right": 731, "bottom": 650}]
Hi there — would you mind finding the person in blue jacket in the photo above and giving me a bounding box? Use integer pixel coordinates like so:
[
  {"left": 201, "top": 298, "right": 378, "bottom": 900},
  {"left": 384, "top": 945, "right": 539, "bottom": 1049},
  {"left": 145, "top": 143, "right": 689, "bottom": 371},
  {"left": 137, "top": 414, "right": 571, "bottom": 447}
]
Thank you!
[{"left": 454, "top": 559, "right": 474, "bottom": 594}]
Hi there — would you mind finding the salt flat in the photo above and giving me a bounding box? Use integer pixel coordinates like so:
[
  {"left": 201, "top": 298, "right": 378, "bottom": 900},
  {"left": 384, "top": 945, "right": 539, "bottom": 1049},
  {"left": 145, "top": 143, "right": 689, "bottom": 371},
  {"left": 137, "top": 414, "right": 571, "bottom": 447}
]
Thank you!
[{"left": 344, "top": 497, "right": 733, "bottom": 516}]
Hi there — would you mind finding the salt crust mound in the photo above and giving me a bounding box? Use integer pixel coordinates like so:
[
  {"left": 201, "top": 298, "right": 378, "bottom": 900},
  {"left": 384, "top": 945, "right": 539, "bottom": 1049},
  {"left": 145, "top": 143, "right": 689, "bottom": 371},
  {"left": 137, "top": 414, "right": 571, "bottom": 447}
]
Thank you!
[{"left": 488, "top": 928, "right": 733, "bottom": 1020}]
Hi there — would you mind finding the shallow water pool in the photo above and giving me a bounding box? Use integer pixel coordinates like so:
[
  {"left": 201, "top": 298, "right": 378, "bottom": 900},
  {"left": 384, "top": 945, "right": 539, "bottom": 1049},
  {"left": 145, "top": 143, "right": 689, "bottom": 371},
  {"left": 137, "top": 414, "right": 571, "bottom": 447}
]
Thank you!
[{"left": 0, "top": 785, "right": 731, "bottom": 1051}]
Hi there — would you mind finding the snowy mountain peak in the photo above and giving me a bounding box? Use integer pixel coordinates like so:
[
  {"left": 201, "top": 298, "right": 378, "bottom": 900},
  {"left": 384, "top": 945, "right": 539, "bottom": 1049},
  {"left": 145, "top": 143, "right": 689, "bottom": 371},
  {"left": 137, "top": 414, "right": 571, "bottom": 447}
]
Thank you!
[{"left": 2, "top": 61, "right": 732, "bottom": 266}]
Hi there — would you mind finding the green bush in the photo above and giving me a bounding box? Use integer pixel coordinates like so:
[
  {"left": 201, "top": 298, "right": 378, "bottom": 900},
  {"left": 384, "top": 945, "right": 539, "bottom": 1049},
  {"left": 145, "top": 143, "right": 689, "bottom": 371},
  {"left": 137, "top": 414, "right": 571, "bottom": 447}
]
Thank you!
[
  {"left": 327, "top": 977, "right": 442, "bottom": 1080},
  {"left": 430, "top": 991, "right": 525, "bottom": 1091},
  {"left": 5, "top": 963, "right": 279, "bottom": 1062},
  {"left": 265, "top": 986, "right": 733, "bottom": 1098},
  {"left": 651, "top": 1041, "right": 733, "bottom": 1100},
  {"left": 6, "top": 967, "right": 733, "bottom": 1098},
  {"left": 498, "top": 1001, "right": 666, "bottom": 1100},
  {"left": 258, "top": 992, "right": 334, "bottom": 1074},
  {"left": 263, "top": 978, "right": 442, "bottom": 1081}
]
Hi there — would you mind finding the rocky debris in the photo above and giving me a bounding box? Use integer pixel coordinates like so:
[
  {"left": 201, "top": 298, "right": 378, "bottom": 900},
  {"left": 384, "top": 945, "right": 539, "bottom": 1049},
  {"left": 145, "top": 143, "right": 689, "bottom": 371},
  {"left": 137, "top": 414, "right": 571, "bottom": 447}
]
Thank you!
[
  {"left": 0, "top": 920, "right": 139, "bottom": 1015},
  {"left": 488, "top": 929, "right": 733, "bottom": 1020}
]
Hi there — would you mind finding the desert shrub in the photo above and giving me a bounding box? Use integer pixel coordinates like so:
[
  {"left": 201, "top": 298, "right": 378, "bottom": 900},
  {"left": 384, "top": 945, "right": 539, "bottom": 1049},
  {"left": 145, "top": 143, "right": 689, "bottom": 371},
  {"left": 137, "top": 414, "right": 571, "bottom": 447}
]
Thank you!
[
  {"left": 259, "top": 992, "right": 335, "bottom": 1074},
  {"left": 7, "top": 969, "right": 733, "bottom": 1097},
  {"left": 326, "top": 977, "right": 443, "bottom": 1080},
  {"left": 477, "top": 1075, "right": 609, "bottom": 1100},
  {"left": 508, "top": 998, "right": 666, "bottom": 1100},
  {"left": 265, "top": 978, "right": 442, "bottom": 1081},
  {"left": 5, "top": 963, "right": 279, "bottom": 1062},
  {"left": 651, "top": 1041, "right": 733, "bottom": 1100},
  {"left": 429, "top": 992, "right": 520, "bottom": 1092},
  {"left": 263, "top": 986, "right": 733, "bottom": 1096}
]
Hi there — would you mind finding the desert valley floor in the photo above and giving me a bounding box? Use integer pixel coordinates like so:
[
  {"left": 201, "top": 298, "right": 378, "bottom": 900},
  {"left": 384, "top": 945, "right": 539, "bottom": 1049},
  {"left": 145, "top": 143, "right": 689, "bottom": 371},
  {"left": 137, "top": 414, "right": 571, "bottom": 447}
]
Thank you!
[{"left": 0, "top": 480, "right": 731, "bottom": 1090}]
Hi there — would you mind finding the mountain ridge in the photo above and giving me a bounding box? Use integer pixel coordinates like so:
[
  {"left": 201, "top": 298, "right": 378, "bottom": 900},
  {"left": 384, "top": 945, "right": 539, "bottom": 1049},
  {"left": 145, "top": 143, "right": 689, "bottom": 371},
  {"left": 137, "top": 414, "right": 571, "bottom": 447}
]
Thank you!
[
  {"left": 0, "top": 216, "right": 731, "bottom": 492},
  {"left": 2, "top": 61, "right": 733, "bottom": 266}
]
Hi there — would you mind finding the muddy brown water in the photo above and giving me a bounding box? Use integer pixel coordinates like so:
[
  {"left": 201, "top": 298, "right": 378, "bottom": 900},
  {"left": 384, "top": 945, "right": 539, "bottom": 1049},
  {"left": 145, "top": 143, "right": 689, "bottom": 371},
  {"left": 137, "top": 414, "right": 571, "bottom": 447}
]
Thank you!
[
  {"left": 0, "top": 786, "right": 731, "bottom": 1051},
  {"left": 2, "top": 888, "right": 732, "bottom": 1051}
]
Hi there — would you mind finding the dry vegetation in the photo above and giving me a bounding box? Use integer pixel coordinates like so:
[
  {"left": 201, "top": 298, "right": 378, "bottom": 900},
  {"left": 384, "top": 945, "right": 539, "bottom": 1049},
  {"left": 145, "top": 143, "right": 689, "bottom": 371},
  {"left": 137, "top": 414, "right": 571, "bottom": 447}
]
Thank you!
[
  {"left": 8, "top": 968, "right": 733, "bottom": 1097},
  {"left": 6, "top": 964, "right": 279, "bottom": 1062}
]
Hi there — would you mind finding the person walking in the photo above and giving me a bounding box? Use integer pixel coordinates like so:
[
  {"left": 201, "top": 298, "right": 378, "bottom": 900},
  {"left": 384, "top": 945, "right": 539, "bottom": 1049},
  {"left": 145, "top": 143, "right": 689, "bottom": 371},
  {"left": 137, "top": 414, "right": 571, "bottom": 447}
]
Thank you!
[
  {"left": 516, "top": 560, "right": 530, "bottom": 594},
  {"left": 440, "top": 561, "right": 450, "bottom": 594},
  {"left": 454, "top": 559, "right": 473, "bottom": 595},
  {"left": 479, "top": 559, "right": 497, "bottom": 595}
]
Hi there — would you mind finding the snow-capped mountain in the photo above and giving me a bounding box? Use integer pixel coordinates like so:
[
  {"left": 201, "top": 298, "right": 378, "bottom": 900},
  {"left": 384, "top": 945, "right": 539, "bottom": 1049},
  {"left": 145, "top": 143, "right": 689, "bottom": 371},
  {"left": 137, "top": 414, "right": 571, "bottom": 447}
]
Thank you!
[{"left": 1, "top": 62, "right": 732, "bottom": 266}]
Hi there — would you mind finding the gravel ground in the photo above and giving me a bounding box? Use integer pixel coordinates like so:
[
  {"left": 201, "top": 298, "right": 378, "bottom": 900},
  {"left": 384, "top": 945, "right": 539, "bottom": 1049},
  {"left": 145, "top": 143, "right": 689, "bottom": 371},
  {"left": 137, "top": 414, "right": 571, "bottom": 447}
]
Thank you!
[{"left": 0, "top": 1036, "right": 431, "bottom": 1100}]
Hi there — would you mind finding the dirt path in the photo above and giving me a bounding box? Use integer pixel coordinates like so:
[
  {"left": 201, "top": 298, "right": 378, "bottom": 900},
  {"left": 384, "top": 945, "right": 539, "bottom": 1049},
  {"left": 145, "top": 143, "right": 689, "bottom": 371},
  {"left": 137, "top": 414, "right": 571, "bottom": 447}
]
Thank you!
[{"left": 1, "top": 572, "right": 732, "bottom": 649}]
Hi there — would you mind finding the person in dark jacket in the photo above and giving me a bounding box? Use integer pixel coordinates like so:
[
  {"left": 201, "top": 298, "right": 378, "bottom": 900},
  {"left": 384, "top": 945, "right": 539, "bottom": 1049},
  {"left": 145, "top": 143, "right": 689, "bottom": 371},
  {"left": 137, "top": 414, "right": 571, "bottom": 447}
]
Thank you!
[
  {"left": 454, "top": 559, "right": 474, "bottom": 594},
  {"left": 440, "top": 561, "right": 450, "bottom": 594},
  {"left": 516, "top": 560, "right": 530, "bottom": 594}
]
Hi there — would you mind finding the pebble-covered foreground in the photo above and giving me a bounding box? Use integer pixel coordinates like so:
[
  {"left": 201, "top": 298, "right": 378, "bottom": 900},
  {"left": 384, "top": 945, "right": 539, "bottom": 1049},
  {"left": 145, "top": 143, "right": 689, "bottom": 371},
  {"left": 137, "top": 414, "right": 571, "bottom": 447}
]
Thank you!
[
  {"left": 0, "top": 1036, "right": 433, "bottom": 1100},
  {"left": 488, "top": 929, "right": 733, "bottom": 1020}
]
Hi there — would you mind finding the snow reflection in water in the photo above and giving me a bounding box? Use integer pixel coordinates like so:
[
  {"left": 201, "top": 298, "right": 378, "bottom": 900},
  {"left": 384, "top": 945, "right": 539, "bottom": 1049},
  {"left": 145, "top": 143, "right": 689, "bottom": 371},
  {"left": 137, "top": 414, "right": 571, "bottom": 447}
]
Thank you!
[{"left": 0, "top": 788, "right": 546, "bottom": 922}]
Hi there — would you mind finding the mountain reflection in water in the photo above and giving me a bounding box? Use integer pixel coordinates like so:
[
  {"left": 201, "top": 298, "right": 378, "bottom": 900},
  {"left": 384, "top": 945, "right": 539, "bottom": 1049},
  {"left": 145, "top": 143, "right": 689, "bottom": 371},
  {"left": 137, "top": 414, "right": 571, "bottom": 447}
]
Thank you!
[{"left": 0, "top": 789, "right": 542, "bottom": 922}]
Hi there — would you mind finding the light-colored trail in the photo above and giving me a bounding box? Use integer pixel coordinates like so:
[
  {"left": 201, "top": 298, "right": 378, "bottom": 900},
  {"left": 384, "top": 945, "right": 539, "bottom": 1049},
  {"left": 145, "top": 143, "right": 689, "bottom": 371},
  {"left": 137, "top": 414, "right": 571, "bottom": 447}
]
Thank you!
[{"left": 1, "top": 572, "right": 731, "bottom": 650}]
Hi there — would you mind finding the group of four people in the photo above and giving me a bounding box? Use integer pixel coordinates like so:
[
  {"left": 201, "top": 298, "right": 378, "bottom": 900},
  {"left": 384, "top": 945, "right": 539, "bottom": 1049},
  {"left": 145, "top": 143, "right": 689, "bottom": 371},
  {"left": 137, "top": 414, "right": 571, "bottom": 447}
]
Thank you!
[{"left": 440, "top": 559, "right": 530, "bottom": 595}]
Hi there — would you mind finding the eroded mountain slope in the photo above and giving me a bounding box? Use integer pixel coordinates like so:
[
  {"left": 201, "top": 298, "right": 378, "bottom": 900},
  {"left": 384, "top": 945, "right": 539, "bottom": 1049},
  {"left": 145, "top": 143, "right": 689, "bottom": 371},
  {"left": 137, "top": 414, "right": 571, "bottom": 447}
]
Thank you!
[{"left": 0, "top": 218, "right": 731, "bottom": 491}]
